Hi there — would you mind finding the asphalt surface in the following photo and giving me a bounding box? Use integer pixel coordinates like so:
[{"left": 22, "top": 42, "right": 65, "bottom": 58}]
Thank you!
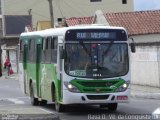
[
  {"left": 0, "top": 74, "right": 160, "bottom": 120},
  {"left": 0, "top": 76, "right": 59, "bottom": 120}
]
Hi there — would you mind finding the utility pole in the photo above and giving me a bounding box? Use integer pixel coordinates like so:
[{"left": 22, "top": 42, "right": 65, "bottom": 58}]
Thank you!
[{"left": 48, "top": 0, "right": 54, "bottom": 28}]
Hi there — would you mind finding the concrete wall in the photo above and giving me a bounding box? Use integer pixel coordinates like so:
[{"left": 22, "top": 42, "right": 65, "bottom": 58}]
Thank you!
[
  {"left": 2, "top": 0, "right": 133, "bottom": 27},
  {"left": 131, "top": 34, "right": 160, "bottom": 87},
  {"left": 132, "top": 34, "right": 160, "bottom": 43}
]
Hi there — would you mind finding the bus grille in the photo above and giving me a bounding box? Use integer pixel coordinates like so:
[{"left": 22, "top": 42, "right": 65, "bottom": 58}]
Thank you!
[
  {"left": 83, "top": 88, "right": 112, "bottom": 93},
  {"left": 70, "top": 79, "right": 125, "bottom": 93},
  {"left": 77, "top": 81, "right": 116, "bottom": 87},
  {"left": 86, "top": 95, "right": 109, "bottom": 100}
]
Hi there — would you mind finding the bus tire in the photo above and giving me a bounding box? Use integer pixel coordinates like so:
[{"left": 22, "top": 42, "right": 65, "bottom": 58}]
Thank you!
[
  {"left": 108, "top": 103, "right": 118, "bottom": 111},
  {"left": 40, "top": 100, "right": 47, "bottom": 106},
  {"left": 99, "top": 104, "right": 108, "bottom": 108},
  {"left": 30, "top": 83, "right": 39, "bottom": 106},
  {"left": 51, "top": 83, "right": 55, "bottom": 102},
  {"left": 54, "top": 91, "right": 65, "bottom": 112}
]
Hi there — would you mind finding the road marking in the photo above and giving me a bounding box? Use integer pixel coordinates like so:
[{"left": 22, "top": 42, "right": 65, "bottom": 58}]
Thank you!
[
  {"left": 152, "top": 108, "right": 160, "bottom": 119},
  {"left": 0, "top": 97, "right": 29, "bottom": 100},
  {"left": 40, "top": 108, "right": 53, "bottom": 114},
  {"left": 0, "top": 97, "right": 29, "bottom": 104},
  {"left": 153, "top": 108, "right": 160, "bottom": 114},
  {"left": 7, "top": 98, "right": 25, "bottom": 104}
]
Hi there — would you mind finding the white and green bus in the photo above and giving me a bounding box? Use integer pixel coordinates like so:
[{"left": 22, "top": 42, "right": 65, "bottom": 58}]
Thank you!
[{"left": 18, "top": 25, "right": 135, "bottom": 112}]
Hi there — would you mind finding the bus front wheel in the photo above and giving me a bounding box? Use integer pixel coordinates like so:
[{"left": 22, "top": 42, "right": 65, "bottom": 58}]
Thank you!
[
  {"left": 54, "top": 92, "right": 65, "bottom": 112},
  {"left": 100, "top": 103, "right": 118, "bottom": 111},
  {"left": 30, "top": 83, "right": 39, "bottom": 106},
  {"left": 108, "top": 103, "right": 118, "bottom": 111}
]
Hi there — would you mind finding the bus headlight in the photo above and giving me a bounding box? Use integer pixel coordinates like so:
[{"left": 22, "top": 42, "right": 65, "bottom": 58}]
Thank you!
[
  {"left": 115, "top": 81, "right": 130, "bottom": 92},
  {"left": 64, "top": 82, "right": 80, "bottom": 93}
]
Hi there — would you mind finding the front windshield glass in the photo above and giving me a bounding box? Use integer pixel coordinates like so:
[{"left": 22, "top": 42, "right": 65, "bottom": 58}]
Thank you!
[{"left": 64, "top": 43, "right": 129, "bottom": 78}]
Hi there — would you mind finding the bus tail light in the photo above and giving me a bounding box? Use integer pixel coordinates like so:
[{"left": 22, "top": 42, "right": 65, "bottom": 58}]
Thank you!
[{"left": 117, "top": 96, "right": 128, "bottom": 100}]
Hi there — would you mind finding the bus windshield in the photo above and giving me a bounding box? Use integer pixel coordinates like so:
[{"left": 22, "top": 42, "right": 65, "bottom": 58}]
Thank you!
[{"left": 64, "top": 43, "right": 129, "bottom": 78}]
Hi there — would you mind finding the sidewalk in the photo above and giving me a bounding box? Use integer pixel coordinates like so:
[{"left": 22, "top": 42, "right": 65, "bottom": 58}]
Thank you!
[
  {"left": 0, "top": 71, "right": 18, "bottom": 80},
  {"left": 131, "top": 84, "right": 160, "bottom": 99}
]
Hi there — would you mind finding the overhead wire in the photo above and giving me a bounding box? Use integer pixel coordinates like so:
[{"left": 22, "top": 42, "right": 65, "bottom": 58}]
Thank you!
[
  {"left": 61, "top": 0, "right": 86, "bottom": 17},
  {"left": 54, "top": 0, "right": 64, "bottom": 19}
]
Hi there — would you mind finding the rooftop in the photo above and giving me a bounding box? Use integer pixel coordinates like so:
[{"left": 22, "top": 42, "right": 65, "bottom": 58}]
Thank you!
[{"left": 65, "top": 10, "right": 160, "bottom": 36}]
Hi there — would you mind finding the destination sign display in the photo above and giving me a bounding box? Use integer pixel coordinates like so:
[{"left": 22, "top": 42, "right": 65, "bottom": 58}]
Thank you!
[
  {"left": 76, "top": 32, "right": 115, "bottom": 39},
  {"left": 65, "top": 29, "right": 127, "bottom": 41}
]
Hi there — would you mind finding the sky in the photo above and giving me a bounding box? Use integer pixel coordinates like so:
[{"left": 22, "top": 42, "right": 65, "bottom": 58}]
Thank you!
[{"left": 134, "top": 0, "right": 160, "bottom": 11}]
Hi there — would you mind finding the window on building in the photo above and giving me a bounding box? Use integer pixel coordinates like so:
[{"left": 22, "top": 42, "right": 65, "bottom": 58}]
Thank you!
[
  {"left": 90, "top": 0, "right": 102, "bottom": 2},
  {"left": 122, "top": 0, "right": 127, "bottom": 4}
]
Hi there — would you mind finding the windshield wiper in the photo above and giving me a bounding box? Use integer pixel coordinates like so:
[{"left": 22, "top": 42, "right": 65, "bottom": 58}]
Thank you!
[
  {"left": 79, "top": 41, "right": 91, "bottom": 56},
  {"left": 101, "top": 40, "right": 114, "bottom": 66},
  {"left": 104, "top": 40, "right": 114, "bottom": 55}
]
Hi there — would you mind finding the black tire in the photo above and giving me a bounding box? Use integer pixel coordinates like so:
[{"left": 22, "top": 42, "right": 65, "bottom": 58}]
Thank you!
[
  {"left": 54, "top": 92, "right": 65, "bottom": 112},
  {"left": 108, "top": 103, "right": 118, "bottom": 111},
  {"left": 99, "top": 104, "right": 108, "bottom": 108},
  {"left": 40, "top": 100, "right": 47, "bottom": 106},
  {"left": 30, "top": 83, "right": 39, "bottom": 106},
  {"left": 55, "top": 100, "right": 65, "bottom": 112}
]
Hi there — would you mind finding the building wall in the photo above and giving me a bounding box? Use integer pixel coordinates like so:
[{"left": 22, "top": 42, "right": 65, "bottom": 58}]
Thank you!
[
  {"left": 2, "top": 0, "right": 133, "bottom": 27},
  {"left": 131, "top": 34, "right": 160, "bottom": 87},
  {"left": 132, "top": 34, "right": 160, "bottom": 43}
]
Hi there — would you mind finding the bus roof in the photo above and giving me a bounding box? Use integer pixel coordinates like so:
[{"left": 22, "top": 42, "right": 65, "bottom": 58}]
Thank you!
[{"left": 20, "top": 25, "right": 127, "bottom": 38}]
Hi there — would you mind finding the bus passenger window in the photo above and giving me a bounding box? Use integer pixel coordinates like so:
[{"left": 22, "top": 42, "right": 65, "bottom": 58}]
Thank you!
[
  {"left": 28, "top": 39, "right": 35, "bottom": 62},
  {"left": 28, "top": 40, "right": 31, "bottom": 50},
  {"left": 51, "top": 37, "right": 58, "bottom": 63},
  {"left": 20, "top": 40, "right": 23, "bottom": 51},
  {"left": 19, "top": 40, "right": 24, "bottom": 62},
  {"left": 51, "top": 38, "right": 54, "bottom": 49},
  {"left": 45, "top": 38, "right": 49, "bottom": 49}
]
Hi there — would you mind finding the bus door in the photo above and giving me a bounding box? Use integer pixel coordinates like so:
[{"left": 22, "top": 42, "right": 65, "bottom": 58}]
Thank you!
[
  {"left": 36, "top": 39, "right": 42, "bottom": 97},
  {"left": 23, "top": 40, "right": 29, "bottom": 94},
  {"left": 56, "top": 36, "right": 64, "bottom": 100}
]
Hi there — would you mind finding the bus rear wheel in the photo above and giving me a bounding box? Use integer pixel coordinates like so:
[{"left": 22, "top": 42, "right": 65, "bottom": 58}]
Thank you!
[
  {"left": 30, "top": 83, "right": 39, "bottom": 106},
  {"left": 40, "top": 100, "right": 47, "bottom": 106}
]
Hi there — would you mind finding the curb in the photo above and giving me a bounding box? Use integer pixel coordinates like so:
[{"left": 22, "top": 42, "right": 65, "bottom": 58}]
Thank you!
[
  {"left": 0, "top": 114, "right": 60, "bottom": 120},
  {"left": 131, "top": 92, "right": 160, "bottom": 99}
]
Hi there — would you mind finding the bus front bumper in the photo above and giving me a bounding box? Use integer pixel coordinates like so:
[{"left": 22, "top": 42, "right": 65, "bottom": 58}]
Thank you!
[{"left": 62, "top": 88, "right": 130, "bottom": 104}]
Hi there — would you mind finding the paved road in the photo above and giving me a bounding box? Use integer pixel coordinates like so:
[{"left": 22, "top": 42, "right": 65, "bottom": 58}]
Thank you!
[
  {"left": 44, "top": 98, "right": 160, "bottom": 120},
  {"left": 0, "top": 78, "right": 160, "bottom": 120},
  {"left": 0, "top": 78, "right": 58, "bottom": 120}
]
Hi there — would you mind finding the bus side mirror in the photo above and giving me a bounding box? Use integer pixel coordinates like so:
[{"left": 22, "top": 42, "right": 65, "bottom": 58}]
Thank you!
[
  {"left": 129, "top": 37, "right": 136, "bottom": 53},
  {"left": 130, "top": 43, "right": 136, "bottom": 53},
  {"left": 60, "top": 49, "right": 65, "bottom": 59}
]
